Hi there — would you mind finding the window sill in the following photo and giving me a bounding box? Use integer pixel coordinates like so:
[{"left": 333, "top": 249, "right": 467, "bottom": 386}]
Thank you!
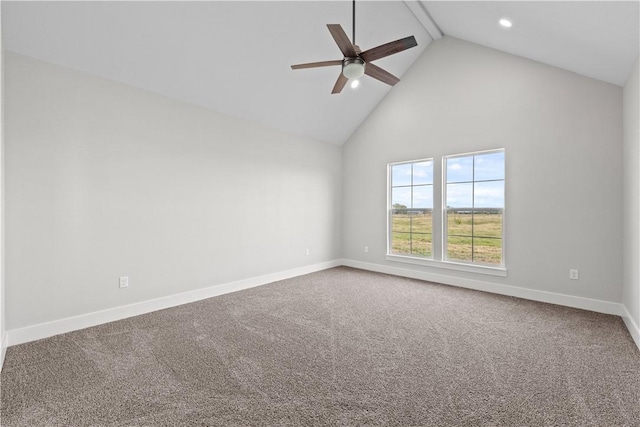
[{"left": 385, "top": 254, "right": 508, "bottom": 277}]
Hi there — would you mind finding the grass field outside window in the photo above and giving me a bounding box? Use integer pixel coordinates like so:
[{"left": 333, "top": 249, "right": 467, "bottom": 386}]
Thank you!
[
  {"left": 389, "top": 159, "right": 433, "bottom": 258},
  {"left": 444, "top": 150, "right": 505, "bottom": 266},
  {"left": 388, "top": 149, "right": 505, "bottom": 270}
]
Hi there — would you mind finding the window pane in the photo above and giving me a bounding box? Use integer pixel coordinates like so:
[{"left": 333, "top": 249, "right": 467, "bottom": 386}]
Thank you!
[
  {"left": 473, "top": 237, "right": 502, "bottom": 265},
  {"left": 391, "top": 212, "right": 411, "bottom": 232},
  {"left": 473, "top": 211, "right": 502, "bottom": 238},
  {"left": 413, "top": 185, "right": 433, "bottom": 209},
  {"left": 389, "top": 159, "right": 434, "bottom": 260},
  {"left": 447, "top": 236, "right": 472, "bottom": 261},
  {"left": 412, "top": 233, "right": 432, "bottom": 257},
  {"left": 446, "top": 156, "right": 473, "bottom": 183},
  {"left": 391, "top": 232, "right": 411, "bottom": 255},
  {"left": 446, "top": 183, "right": 473, "bottom": 208},
  {"left": 413, "top": 161, "right": 433, "bottom": 185},
  {"left": 447, "top": 211, "right": 472, "bottom": 236},
  {"left": 392, "top": 187, "right": 411, "bottom": 209},
  {"left": 411, "top": 211, "right": 432, "bottom": 234},
  {"left": 392, "top": 164, "right": 412, "bottom": 186},
  {"left": 474, "top": 152, "right": 505, "bottom": 181},
  {"left": 390, "top": 151, "right": 504, "bottom": 266},
  {"left": 474, "top": 181, "right": 504, "bottom": 208}
]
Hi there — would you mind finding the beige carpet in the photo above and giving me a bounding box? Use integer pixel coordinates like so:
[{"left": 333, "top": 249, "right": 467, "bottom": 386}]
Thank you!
[{"left": 1, "top": 266, "right": 639, "bottom": 426}]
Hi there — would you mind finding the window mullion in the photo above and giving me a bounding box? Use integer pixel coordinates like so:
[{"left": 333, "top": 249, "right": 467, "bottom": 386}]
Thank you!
[{"left": 471, "top": 156, "right": 475, "bottom": 262}]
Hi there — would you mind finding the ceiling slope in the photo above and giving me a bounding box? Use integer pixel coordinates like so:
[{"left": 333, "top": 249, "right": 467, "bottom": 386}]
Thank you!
[
  {"left": 2, "top": 1, "right": 430, "bottom": 145},
  {"left": 2, "top": 2, "right": 638, "bottom": 145},
  {"left": 423, "top": 1, "right": 639, "bottom": 86}
]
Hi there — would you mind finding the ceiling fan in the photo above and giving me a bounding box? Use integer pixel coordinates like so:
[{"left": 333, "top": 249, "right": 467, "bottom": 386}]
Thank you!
[{"left": 291, "top": 0, "right": 418, "bottom": 94}]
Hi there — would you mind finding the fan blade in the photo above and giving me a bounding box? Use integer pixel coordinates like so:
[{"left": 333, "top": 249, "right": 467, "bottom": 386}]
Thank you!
[
  {"left": 291, "top": 60, "right": 343, "bottom": 70},
  {"left": 327, "top": 24, "right": 357, "bottom": 57},
  {"left": 331, "top": 72, "right": 348, "bottom": 94},
  {"left": 364, "top": 63, "right": 400, "bottom": 86},
  {"left": 360, "top": 36, "right": 417, "bottom": 63}
]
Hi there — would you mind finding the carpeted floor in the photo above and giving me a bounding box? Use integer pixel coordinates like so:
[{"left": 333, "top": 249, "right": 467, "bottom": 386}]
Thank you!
[{"left": 1, "top": 266, "right": 639, "bottom": 426}]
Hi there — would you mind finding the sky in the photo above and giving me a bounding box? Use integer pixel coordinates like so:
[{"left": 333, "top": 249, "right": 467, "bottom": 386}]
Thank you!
[{"left": 391, "top": 151, "right": 505, "bottom": 209}]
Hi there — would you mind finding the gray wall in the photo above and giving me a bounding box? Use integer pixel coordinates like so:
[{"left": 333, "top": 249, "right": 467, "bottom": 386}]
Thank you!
[
  {"left": 623, "top": 57, "right": 640, "bottom": 328},
  {"left": 342, "top": 37, "right": 623, "bottom": 303},
  {"left": 0, "top": 3, "right": 5, "bottom": 364},
  {"left": 5, "top": 52, "right": 342, "bottom": 330},
  {"left": 2, "top": 37, "right": 632, "bottom": 337}
]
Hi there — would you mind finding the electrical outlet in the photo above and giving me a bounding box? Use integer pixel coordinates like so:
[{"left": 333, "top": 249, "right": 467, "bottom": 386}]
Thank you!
[
  {"left": 305, "top": 248, "right": 310, "bottom": 256},
  {"left": 364, "top": 246, "right": 369, "bottom": 253},
  {"left": 119, "top": 276, "right": 129, "bottom": 288},
  {"left": 569, "top": 269, "right": 579, "bottom": 280}
]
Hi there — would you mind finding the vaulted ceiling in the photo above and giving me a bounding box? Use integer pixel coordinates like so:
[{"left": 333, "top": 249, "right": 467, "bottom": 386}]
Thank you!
[{"left": 2, "top": 1, "right": 639, "bottom": 145}]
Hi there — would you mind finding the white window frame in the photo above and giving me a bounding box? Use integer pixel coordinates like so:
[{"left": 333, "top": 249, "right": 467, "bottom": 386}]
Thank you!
[
  {"left": 387, "top": 158, "right": 434, "bottom": 260},
  {"left": 386, "top": 149, "right": 506, "bottom": 277},
  {"left": 442, "top": 149, "right": 506, "bottom": 269}
]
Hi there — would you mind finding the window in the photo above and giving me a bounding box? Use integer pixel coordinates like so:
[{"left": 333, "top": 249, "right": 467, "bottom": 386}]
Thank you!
[
  {"left": 389, "top": 160, "right": 433, "bottom": 258},
  {"left": 444, "top": 150, "right": 505, "bottom": 266},
  {"left": 387, "top": 149, "right": 505, "bottom": 273}
]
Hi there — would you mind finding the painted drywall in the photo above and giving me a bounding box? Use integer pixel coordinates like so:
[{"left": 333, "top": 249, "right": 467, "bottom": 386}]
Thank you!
[
  {"left": 342, "top": 36, "right": 623, "bottom": 304},
  {"left": 4, "top": 52, "right": 342, "bottom": 330},
  {"left": 0, "top": 3, "right": 6, "bottom": 368},
  {"left": 623, "top": 56, "right": 640, "bottom": 332}
]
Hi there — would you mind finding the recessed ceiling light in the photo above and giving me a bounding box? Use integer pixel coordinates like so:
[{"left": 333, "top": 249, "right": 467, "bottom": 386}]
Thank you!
[
  {"left": 350, "top": 79, "right": 360, "bottom": 89},
  {"left": 499, "top": 18, "right": 513, "bottom": 28}
]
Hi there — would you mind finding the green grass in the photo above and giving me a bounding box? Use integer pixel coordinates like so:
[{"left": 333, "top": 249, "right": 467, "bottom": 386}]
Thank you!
[
  {"left": 391, "top": 231, "right": 432, "bottom": 257},
  {"left": 447, "top": 212, "right": 502, "bottom": 238},
  {"left": 447, "top": 212, "right": 502, "bottom": 264},
  {"left": 391, "top": 212, "right": 502, "bottom": 264},
  {"left": 391, "top": 212, "right": 433, "bottom": 257}
]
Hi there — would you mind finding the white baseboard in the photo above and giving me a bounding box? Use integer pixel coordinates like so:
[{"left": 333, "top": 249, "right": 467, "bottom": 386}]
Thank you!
[
  {"left": 0, "top": 331, "right": 7, "bottom": 371},
  {"left": 341, "top": 259, "right": 624, "bottom": 316},
  {"left": 621, "top": 305, "right": 640, "bottom": 352},
  {"left": 6, "top": 260, "right": 342, "bottom": 347},
  {"left": 6, "top": 259, "right": 638, "bottom": 354}
]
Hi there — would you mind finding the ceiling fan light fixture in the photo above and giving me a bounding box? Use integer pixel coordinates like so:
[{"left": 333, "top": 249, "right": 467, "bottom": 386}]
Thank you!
[
  {"left": 499, "top": 18, "right": 513, "bottom": 28},
  {"left": 343, "top": 58, "right": 365, "bottom": 80},
  {"left": 290, "top": 0, "right": 417, "bottom": 94}
]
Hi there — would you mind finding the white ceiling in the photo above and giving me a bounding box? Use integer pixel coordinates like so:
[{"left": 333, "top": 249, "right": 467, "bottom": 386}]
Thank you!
[
  {"left": 425, "top": 1, "right": 640, "bottom": 87},
  {"left": 2, "top": 1, "right": 639, "bottom": 146}
]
